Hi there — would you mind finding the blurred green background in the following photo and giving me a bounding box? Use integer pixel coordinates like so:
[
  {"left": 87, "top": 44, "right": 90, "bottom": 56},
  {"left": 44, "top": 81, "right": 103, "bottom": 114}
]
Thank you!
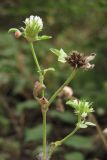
[{"left": 0, "top": 0, "right": 107, "bottom": 160}]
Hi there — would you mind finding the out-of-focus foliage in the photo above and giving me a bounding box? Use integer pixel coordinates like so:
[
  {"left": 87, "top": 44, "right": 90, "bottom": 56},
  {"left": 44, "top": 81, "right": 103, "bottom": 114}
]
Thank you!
[
  {"left": 0, "top": 0, "right": 107, "bottom": 160},
  {"left": 65, "top": 152, "right": 85, "bottom": 160}
]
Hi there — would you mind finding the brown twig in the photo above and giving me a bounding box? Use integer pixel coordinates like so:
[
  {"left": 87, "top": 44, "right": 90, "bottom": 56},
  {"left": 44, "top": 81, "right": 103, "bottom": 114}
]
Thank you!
[{"left": 89, "top": 114, "right": 107, "bottom": 150}]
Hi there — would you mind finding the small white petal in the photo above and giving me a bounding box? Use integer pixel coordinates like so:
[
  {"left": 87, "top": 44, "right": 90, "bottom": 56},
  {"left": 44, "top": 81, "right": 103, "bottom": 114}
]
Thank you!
[
  {"left": 85, "top": 122, "right": 96, "bottom": 126},
  {"left": 34, "top": 16, "right": 38, "bottom": 21},
  {"left": 30, "top": 15, "right": 34, "bottom": 20},
  {"left": 73, "top": 99, "right": 79, "bottom": 105},
  {"left": 82, "top": 112, "right": 87, "bottom": 118},
  {"left": 77, "top": 123, "right": 87, "bottom": 128},
  {"left": 85, "top": 53, "right": 96, "bottom": 62},
  {"left": 34, "top": 16, "right": 43, "bottom": 29},
  {"left": 83, "top": 63, "right": 95, "bottom": 69},
  {"left": 89, "top": 108, "right": 94, "bottom": 112},
  {"left": 25, "top": 18, "right": 29, "bottom": 24}
]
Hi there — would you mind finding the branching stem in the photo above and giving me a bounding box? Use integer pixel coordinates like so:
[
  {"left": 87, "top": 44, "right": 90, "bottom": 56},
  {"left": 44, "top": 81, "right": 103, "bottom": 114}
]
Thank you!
[
  {"left": 47, "top": 69, "right": 77, "bottom": 108},
  {"left": 29, "top": 43, "right": 78, "bottom": 160},
  {"left": 59, "top": 126, "right": 79, "bottom": 144}
]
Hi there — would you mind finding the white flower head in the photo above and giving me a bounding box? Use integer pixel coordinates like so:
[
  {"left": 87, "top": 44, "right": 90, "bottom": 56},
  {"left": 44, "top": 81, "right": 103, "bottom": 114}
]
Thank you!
[
  {"left": 24, "top": 15, "right": 43, "bottom": 30},
  {"left": 25, "top": 18, "right": 29, "bottom": 24},
  {"left": 24, "top": 15, "right": 43, "bottom": 41},
  {"left": 34, "top": 16, "right": 43, "bottom": 30},
  {"left": 8, "top": 15, "right": 52, "bottom": 42}
]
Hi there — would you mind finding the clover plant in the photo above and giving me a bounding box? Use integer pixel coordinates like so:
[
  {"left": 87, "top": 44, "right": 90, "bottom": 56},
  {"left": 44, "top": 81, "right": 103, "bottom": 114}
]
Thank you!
[{"left": 9, "top": 15, "right": 96, "bottom": 160}]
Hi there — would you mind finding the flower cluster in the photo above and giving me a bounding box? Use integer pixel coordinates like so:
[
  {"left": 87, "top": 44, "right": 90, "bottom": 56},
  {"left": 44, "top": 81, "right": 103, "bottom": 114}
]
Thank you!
[
  {"left": 8, "top": 15, "right": 51, "bottom": 42},
  {"left": 23, "top": 15, "right": 43, "bottom": 41},
  {"left": 66, "top": 99, "right": 95, "bottom": 128}
]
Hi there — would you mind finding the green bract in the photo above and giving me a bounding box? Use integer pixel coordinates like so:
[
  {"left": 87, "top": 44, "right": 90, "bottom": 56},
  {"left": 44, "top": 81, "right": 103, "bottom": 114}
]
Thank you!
[
  {"left": 66, "top": 99, "right": 95, "bottom": 128},
  {"left": 66, "top": 99, "right": 94, "bottom": 116}
]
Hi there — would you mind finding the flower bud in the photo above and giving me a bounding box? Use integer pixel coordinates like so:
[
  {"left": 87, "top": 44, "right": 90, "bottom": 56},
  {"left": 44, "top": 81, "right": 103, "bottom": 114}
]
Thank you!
[
  {"left": 59, "top": 86, "right": 73, "bottom": 99},
  {"left": 56, "top": 98, "right": 64, "bottom": 112},
  {"left": 103, "top": 128, "right": 107, "bottom": 136},
  {"left": 33, "top": 81, "right": 45, "bottom": 98},
  {"left": 15, "top": 30, "right": 22, "bottom": 38}
]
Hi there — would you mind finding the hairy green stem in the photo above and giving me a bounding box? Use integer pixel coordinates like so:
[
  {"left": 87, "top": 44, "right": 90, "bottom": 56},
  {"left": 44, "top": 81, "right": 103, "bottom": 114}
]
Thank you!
[
  {"left": 59, "top": 126, "right": 79, "bottom": 144},
  {"left": 29, "top": 42, "right": 46, "bottom": 159},
  {"left": 47, "top": 69, "right": 77, "bottom": 108},
  {"left": 29, "top": 42, "right": 44, "bottom": 96},
  {"left": 29, "top": 42, "right": 43, "bottom": 85},
  {"left": 42, "top": 111, "right": 47, "bottom": 160},
  {"left": 49, "top": 126, "right": 79, "bottom": 159},
  {"left": 29, "top": 44, "right": 78, "bottom": 160}
]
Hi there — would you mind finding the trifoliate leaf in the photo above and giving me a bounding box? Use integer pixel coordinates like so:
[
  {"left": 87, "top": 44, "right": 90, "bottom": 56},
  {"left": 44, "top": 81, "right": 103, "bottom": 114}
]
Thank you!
[
  {"left": 37, "top": 35, "right": 52, "bottom": 41},
  {"left": 85, "top": 122, "right": 96, "bottom": 126}
]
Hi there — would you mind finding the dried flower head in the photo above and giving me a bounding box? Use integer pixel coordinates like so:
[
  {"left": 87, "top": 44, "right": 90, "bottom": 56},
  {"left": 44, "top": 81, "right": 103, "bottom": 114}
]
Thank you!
[{"left": 65, "top": 51, "right": 96, "bottom": 70}]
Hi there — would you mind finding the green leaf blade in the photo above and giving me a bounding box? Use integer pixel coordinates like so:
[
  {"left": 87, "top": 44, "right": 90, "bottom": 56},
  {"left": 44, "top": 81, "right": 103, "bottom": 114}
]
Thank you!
[
  {"left": 8, "top": 28, "right": 18, "bottom": 33},
  {"left": 50, "top": 48, "right": 60, "bottom": 56}
]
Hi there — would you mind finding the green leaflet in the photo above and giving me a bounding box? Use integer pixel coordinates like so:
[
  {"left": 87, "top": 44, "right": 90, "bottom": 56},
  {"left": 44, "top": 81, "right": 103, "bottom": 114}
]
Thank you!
[
  {"left": 37, "top": 35, "right": 52, "bottom": 40},
  {"left": 50, "top": 48, "right": 67, "bottom": 63}
]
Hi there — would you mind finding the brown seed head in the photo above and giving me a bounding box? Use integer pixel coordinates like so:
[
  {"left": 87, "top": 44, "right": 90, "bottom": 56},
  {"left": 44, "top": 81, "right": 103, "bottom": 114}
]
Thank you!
[{"left": 66, "top": 51, "right": 96, "bottom": 70}]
